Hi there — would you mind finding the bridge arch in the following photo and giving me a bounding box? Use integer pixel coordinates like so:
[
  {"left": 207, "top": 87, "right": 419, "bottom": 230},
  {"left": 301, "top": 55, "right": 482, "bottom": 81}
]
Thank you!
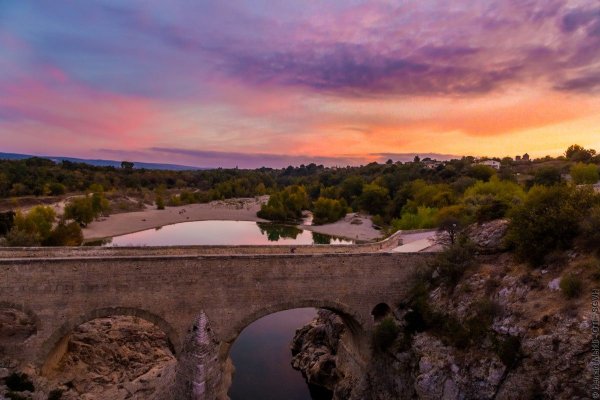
[
  {"left": 223, "top": 299, "right": 367, "bottom": 346},
  {"left": 40, "top": 306, "right": 180, "bottom": 375}
]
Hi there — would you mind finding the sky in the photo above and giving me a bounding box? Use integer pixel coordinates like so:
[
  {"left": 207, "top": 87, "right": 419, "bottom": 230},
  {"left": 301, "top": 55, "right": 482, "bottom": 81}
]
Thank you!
[{"left": 1, "top": 0, "right": 600, "bottom": 168}]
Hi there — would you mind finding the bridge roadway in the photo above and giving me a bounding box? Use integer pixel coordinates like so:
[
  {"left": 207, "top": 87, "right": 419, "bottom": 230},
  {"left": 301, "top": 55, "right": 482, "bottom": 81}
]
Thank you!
[{"left": 0, "top": 232, "right": 434, "bottom": 399}]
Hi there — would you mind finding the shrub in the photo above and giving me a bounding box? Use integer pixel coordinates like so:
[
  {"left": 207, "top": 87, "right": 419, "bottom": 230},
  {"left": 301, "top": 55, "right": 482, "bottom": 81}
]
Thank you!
[
  {"left": 64, "top": 197, "right": 95, "bottom": 226},
  {"left": 578, "top": 205, "right": 600, "bottom": 254},
  {"left": 0, "top": 210, "right": 15, "bottom": 236},
  {"left": 493, "top": 335, "right": 521, "bottom": 368},
  {"left": 358, "top": 183, "right": 390, "bottom": 216},
  {"left": 532, "top": 167, "right": 562, "bottom": 186},
  {"left": 312, "top": 197, "right": 347, "bottom": 224},
  {"left": 507, "top": 185, "right": 598, "bottom": 266},
  {"left": 48, "top": 182, "right": 66, "bottom": 196},
  {"left": 560, "top": 274, "right": 582, "bottom": 299},
  {"left": 571, "top": 162, "right": 599, "bottom": 184},
  {"left": 5, "top": 372, "right": 35, "bottom": 392},
  {"left": 4, "top": 226, "right": 40, "bottom": 246},
  {"left": 372, "top": 316, "right": 399, "bottom": 351},
  {"left": 156, "top": 194, "right": 165, "bottom": 210},
  {"left": 468, "top": 165, "right": 496, "bottom": 181},
  {"left": 6, "top": 392, "right": 28, "bottom": 400},
  {"left": 432, "top": 239, "right": 476, "bottom": 287},
  {"left": 391, "top": 207, "right": 438, "bottom": 230},
  {"left": 48, "top": 389, "right": 63, "bottom": 400},
  {"left": 43, "top": 222, "right": 83, "bottom": 246},
  {"left": 257, "top": 185, "right": 309, "bottom": 221}
]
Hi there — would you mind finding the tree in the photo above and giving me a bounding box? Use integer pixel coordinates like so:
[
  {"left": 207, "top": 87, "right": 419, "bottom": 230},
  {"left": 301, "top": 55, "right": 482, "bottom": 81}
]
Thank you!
[
  {"left": 5, "top": 206, "right": 56, "bottom": 245},
  {"left": 43, "top": 222, "right": 83, "bottom": 246},
  {"left": 312, "top": 197, "right": 347, "bottom": 224},
  {"left": 436, "top": 217, "right": 463, "bottom": 246},
  {"left": 0, "top": 211, "right": 15, "bottom": 236},
  {"left": 507, "top": 185, "right": 598, "bottom": 266},
  {"left": 532, "top": 166, "right": 562, "bottom": 186},
  {"left": 358, "top": 183, "right": 390, "bottom": 216},
  {"left": 566, "top": 144, "right": 596, "bottom": 162},
  {"left": 570, "top": 163, "right": 599, "bottom": 184},
  {"left": 468, "top": 165, "right": 496, "bottom": 182},
  {"left": 89, "top": 184, "right": 110, "bottom": 216},
  {"left": 64, "top": 197, "right": 96, "bottom": 226},
  {"left": 257, "top": 185, "right": 309, "bottom": 221},
  {"left": 121, "top": 161, "right": 134, "bottom": 169}
]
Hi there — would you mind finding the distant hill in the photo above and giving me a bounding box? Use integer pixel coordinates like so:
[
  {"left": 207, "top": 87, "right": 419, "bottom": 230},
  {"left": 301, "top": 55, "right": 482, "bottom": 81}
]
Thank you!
[{"left": 0, "top": 152, "right": 205, "bottom": 171}]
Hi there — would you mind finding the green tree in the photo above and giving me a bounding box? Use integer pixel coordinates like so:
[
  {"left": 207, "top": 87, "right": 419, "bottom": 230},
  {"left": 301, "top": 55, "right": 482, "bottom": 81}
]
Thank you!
[
  {"left": 64, "top": 197, "right": 96, "bottom": 226},
  {"left": 121, "top": 161, "right": 134, "bottom": 169},
  {"left": 43, "top": 222, "right": 83, "bottom": 246},
  {"left": 468, "top": 165, "right": 496, "bottom": 182},
  {"left": 312, "top": 197, "right": 347, "bottom": 224},
  {"left": 532, "top": 166, "right": 562, "bottom": 186},
  {"left": 566, "top": 144, "right": 596, "bottom": 162},
  {"left": 5, "top": 206, "right": 56, "bottom": 245},
  {"left": 358, "top": 183, "right": 390, "bottom": 216},
  {"left": 570, "top": 163, "right": 599, "bottom": 184},
  {"left": 257, "top": 185, "right": 309, "bottom": 221},
  {"left": 507, "top": 185, "right": 598, "bottom": 266}
]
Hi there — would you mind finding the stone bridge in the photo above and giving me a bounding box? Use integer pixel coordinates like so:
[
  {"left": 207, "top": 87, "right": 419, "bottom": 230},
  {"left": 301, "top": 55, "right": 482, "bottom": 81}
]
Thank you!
[{"left": 0, "top": 239, "right": 434, "bottom": 399}]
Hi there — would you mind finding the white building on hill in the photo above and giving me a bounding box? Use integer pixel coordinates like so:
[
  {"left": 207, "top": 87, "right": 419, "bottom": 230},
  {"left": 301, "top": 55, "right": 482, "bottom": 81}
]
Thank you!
[{"left": 477, "top": 160, "right": 501, "bottom": 170}]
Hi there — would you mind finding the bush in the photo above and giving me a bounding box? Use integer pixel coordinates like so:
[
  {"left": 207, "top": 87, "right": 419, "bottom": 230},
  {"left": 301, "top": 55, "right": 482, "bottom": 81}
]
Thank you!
[
  {"left": 48, "top": 389, "right": 63, "bottom": 400},
  {"left": 0, "top": 210, "right": 15, "bottom": 236},
  {"left": 4, "top": 226, "right": 40, "bottom": 246},
  {"left": 156, "top": 194, "right": 165, "bottom": 210},
  {"left": 64, "top": 197, "right": 95, "bottom": 226},
  {"left": 312, "top": 197, "right": 347, "bottom": 224},
  {"left": 432, "top": 239, "right": 476, "bottom": 287},
  {"left": 507, "top": 185, "right": 598, "bottom": 266},
  {"left": 560, "top": 274, "right": 583, "bottom": 299},
  {"left": 468, "top": 165, "right": 496, "bottom": 181},
  {"left": 257, "top": 185, "right": 309, "bottom": 221},
  {"left": 5, "top": 372, "right": 35, "bottom": 392},
  {"left": 391, "top": 207, "right": 438, "bottom": 230},
  {"left": 571, "top": 162, "right": 599, "bottom": 184},
  {"left": 358, "top": 183, "right": 390, "bottom": 216},
  {"left": 48, "top": 182, "right": 66, "bottom": 196},
  {"left": 579, "top": 205, "right": 600, "bottom": 254},
  {"left": 372, "top": 316, "right": 399, "bottom": 351},
  {"left": 493, "top": 335, "right": 521, "bottom": 368},
  {"left": 43, "top": 222, "right": 83, "bottom": 246},
  {"left": 532, "top": 166, "right": 562, "bottom": 186}
]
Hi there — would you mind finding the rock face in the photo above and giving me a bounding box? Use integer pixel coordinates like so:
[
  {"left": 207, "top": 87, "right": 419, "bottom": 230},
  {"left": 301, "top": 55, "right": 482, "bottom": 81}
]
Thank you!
[
  {"left": 0, "top": 316, "right": 176, "bottom": 400},
  {"left": 291, "top": 310, "right": 346, "bottom": 397},
  {"left": 465, "top": 219, "right": 509, "bottom": 253},
  {"left": 293, "top": 251, "right": 593, "bottom": 400}
]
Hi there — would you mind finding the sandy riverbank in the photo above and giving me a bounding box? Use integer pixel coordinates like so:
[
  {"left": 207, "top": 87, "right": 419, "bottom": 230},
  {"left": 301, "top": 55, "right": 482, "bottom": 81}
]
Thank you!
[
  {"left": 299, "top": 212, "right": 383, "bottom": 242},
  {"left": 82, "top": 198, "right": 384, "bottom": 242},
  {"left": 83, "top": 197, "right": 269, "bottom": 240}
]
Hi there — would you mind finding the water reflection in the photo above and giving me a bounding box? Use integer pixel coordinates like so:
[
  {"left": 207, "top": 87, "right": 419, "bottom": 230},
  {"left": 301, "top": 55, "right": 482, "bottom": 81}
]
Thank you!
[
  {"left": 102, "top": 220, "right": 354, "bottom": 246},
  {"left": 228, "top": 308, "right": 317, "bottom": 400},
  {"left": 257, "top": 222, "right": 303, "bottom": 241}
]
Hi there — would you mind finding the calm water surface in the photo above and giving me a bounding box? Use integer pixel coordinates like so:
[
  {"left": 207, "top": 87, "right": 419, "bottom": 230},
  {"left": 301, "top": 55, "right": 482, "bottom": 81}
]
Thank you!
[
  {"left": 104, "top": 220, "right": 354, "bottom": 246},
  {"left": 228, "top": 308, "right": 317, "bottom": 400}
]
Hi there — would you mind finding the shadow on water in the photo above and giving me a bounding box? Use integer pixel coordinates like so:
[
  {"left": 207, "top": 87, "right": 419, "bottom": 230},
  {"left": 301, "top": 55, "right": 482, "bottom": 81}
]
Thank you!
[{"left": 228, "top": 308, "right": 333, "bottom": 400}]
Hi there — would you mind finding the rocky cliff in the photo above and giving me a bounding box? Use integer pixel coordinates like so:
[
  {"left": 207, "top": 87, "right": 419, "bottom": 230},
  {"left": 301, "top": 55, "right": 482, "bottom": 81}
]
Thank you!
[
  {"left": 292, "top": 226, "right": 594, "bottom": 399},
  {"left": 0, "top": 316, "right": 176, "bottom": 400}
]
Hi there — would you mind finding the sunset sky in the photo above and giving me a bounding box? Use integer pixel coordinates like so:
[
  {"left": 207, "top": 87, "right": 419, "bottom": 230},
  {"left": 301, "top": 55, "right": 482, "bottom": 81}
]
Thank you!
[{"left": 1, "top": 0, "right": 600, "bottom": 168}]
